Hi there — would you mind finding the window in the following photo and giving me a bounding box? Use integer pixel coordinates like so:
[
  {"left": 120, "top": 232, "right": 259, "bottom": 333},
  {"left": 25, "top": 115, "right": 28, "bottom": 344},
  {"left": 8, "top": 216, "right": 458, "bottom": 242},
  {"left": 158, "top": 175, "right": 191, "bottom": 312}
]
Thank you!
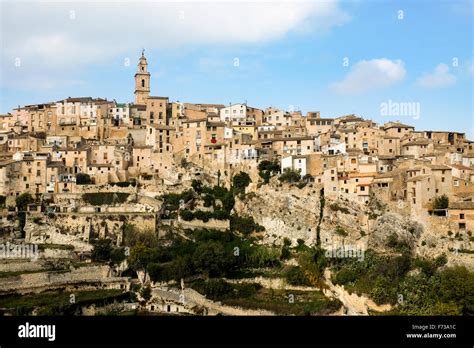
[
  {"left": 460, "top": 213, "right": 465, "bottom": 219},
  {"left": 141, "top": 79, "right": 145, "bottom": 87}
]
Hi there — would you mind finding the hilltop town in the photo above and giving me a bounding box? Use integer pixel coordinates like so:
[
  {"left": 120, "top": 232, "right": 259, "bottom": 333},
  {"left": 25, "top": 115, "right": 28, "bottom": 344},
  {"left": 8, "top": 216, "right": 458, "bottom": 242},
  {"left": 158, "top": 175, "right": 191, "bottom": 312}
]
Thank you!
[{"left": 0, "top": 52, "right": 472, "bottom": 316}]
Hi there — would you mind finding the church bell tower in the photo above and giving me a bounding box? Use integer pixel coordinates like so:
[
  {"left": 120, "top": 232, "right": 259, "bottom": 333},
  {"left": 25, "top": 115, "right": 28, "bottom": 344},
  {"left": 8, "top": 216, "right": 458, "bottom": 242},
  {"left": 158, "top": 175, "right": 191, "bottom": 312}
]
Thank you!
[{"left": 134, "top": 50, "right": 151, "bottom": 105}]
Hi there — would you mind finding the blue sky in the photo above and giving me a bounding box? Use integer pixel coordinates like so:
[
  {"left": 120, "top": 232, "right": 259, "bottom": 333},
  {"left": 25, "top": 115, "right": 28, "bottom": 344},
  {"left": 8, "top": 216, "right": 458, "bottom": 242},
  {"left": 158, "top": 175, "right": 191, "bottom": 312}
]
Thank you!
[{"left": 1, "top": 0, "right": 473, "bottom": 137}]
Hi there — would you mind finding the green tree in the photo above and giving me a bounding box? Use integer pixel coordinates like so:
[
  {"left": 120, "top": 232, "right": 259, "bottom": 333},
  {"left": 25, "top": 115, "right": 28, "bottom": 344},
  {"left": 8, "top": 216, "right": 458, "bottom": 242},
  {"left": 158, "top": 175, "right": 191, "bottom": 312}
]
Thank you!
[
  {"left": 232, "top": 171, "right": 251, "bottom": 194},
  {"left": 298, "top": 247, "right": 327, "bottom": 286},
  {"left": 140, "top": 285, "right": 152, "bottom": 301},
  {"left": 438, "top": 266, "right": 474, "bottom": 315},
  {"left": 92, "top": 239, "right": 127, "bottom": 265},
  {"left": 279, "top": 168, "right": 301, "bottom": 183},
  {"left": 191, "top": 179, "right": 203, "bottom": 193},
  {"left": 192, "top": 241, "right": 229, "bottom": 278},
  {"left": 16, "top": 192, "right": 33, "bottom": 211},
  {"left": 16, "top": 193, "right": 33, "bottom": 234},
  {"left": 91, "top": 239, "right": 113, "bottom": 262},
  {"left": 129, "top": 243, "right": 156, "bottom": 282},
  {"left": 258, "top": 160, "right": 280, "bottom": 184},
  {"left": 179, "top": 210, "right": 194, "bottom": 221}
]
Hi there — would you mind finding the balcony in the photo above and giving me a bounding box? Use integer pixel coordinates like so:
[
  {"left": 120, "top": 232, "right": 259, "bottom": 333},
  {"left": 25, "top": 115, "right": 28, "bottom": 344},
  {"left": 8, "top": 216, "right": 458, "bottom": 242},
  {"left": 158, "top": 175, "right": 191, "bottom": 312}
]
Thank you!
[{"left": 59, "top": 121, "right": 77, "bottom": 126}]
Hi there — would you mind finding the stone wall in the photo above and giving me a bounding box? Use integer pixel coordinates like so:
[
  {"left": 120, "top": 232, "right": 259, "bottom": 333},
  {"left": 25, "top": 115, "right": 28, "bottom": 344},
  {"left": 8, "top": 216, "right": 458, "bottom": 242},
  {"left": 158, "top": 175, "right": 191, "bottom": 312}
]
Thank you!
[
  {"left": 0, "top": 260, "right": 43, "bottom": 272},
  {"left": 0, "top": 265, "right": 129, "bottom": 294}
]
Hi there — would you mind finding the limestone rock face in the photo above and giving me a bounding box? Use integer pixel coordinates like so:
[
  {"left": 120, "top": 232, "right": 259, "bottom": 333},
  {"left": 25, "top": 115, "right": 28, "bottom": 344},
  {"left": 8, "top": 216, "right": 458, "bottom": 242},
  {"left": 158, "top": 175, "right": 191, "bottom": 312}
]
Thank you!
[
  {"left": 367, "top": 212, "right": 423, "bottom": 251},
  {"left": 235, "top": 183, "right": 321, "bottom": 246},
  {"left": 235, "top": 183, "right": 425, "bottom": 255}
]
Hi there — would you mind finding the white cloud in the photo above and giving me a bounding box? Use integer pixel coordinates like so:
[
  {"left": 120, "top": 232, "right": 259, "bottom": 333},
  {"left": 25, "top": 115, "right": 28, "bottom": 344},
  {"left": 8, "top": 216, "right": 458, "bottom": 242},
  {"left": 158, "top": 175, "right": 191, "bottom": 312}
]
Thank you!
[
  {"left": 1, "top": 0, "right": 349, "bottom": 67},
  {"left": 330, "top": 58, "right": 406, "bottom": 94},
  {"left": 416, "top": 63, "right": 457, "bottom": 89}
]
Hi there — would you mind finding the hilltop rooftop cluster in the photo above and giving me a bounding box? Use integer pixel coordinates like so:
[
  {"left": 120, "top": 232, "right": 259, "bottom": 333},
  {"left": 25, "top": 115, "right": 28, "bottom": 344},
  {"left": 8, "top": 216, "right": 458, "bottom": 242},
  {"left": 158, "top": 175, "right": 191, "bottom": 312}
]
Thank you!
[{"left": 0, "top": 52, "right": 473, "bottom": 232}]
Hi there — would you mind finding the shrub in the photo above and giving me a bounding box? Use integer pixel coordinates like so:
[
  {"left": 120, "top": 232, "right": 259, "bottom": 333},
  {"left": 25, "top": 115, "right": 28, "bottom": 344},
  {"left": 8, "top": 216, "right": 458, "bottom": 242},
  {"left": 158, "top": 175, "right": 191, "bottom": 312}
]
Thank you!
[
  {"left": 191, "top": 279, "right": 261, "bottom": 301},
  {"left": 230, "top": 215, "right": 265, "bottom": 235},
  {"left": 212, "top": 209, "right": 229, "bottom": 220},
  {"left": 385, "top": 233, "right": 411, "bottom": 252},
  {"left": 298, "top": 248, "right": 327, "bottom": 286},
  {"left": 180, "top": 210, "right": 194, "bottom": 221},
  {"left": 194, "top": 210, "right": 212, "bottom": 222},
  {"left": 335, "top": 226, "right": 348, "bottom": 237},
  {"left": 334, "top": 268, "right": 358, "bottom": 285},
  {"left": 161, "top": 190, "right": 194, "bottom": 211},
  {"left": 210, "top": 186, "right": 235, "bottom": 213},
  {"left": 329, "top": 203, "right": 350, "bottom": 214},
  {"left": 285, "top": 266, "right": 312, "bottom": 286},
  {"left": 203, "top": 194, "right": 214, "bottom": 207},
  {"left": 296, "top": 182, "right": 307, "bottom": 189}
]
